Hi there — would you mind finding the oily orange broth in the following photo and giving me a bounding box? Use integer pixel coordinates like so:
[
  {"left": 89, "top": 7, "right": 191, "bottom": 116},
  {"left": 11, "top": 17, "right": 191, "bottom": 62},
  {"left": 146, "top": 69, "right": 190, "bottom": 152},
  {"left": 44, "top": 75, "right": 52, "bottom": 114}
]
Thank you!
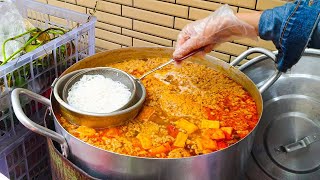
[{"left": 58, "top": 58, "right": 258, "bottom": 158}]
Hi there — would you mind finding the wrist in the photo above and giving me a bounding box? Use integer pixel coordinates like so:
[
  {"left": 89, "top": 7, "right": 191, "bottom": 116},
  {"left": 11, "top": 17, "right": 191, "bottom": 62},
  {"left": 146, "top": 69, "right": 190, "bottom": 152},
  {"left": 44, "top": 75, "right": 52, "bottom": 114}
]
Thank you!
[{"left": 236, "top": 12, "right": 262, "bottom": 35}]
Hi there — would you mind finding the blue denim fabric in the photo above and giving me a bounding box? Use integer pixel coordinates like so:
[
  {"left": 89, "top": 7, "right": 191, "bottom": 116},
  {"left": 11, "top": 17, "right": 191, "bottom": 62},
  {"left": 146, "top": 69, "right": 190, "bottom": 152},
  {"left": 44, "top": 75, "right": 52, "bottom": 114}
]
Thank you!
[{"left": 259, "top": 0, "right": 320, "bottom": 72}]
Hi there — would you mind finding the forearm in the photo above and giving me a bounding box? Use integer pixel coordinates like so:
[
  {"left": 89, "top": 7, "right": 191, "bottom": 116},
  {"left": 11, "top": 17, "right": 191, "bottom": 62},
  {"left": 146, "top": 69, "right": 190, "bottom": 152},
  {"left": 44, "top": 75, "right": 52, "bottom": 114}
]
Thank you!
[
  {"left": 236, "top": 12, "right": 262, "bottom": 36},
  {"left": 240, "top": 1, "right": 320, "bottom": 72}
]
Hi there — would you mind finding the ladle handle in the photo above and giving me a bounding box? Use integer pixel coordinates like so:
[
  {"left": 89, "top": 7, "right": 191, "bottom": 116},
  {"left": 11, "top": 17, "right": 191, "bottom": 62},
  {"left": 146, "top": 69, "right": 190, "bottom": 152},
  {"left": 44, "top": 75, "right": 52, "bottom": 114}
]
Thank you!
[
  {"left": 11, "top": 88, "right": 69, "bottom": 158},
  {"left": 174, "top": 47, "right": 206, "bottom": 61},
  {"left": 139, "top": 47, "right": 205, "bottom": 80},
  {"left": 139, "top": 59, "right": 174, "bottom": 80}
]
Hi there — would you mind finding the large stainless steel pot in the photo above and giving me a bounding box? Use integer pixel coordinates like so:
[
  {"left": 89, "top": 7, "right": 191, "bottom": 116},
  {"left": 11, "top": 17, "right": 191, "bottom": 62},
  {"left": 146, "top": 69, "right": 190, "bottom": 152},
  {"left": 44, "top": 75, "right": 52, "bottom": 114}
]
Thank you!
[
  {"left": 242, "top": 49, "right": 320, "bottom": 179},
  {"left": 11, "top": 47, "right": 281, "bottom": 180}
]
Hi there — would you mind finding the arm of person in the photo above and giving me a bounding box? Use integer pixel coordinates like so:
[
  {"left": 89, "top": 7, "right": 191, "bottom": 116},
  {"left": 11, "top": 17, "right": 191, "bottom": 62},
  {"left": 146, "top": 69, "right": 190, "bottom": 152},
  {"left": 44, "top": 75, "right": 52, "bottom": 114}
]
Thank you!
[
  {"left": 258, "top": 1, "right": 320, "bottom": 71},
  {"left": 238, "top": 1, "right": 320, "bottom": 50},
  {"left": 236, "top": 12, "right": 262, "bottom": 35},
  {"left": 174, "top": 1, "right": 320, "bottom": 72}
]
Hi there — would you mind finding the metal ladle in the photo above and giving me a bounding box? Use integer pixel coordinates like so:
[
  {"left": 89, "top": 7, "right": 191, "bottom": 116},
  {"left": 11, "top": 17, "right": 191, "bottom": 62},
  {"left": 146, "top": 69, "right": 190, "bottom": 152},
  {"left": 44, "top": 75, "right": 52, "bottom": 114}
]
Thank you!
[{"left": 62, "top": 47, "right": 205, "bottom": 113}]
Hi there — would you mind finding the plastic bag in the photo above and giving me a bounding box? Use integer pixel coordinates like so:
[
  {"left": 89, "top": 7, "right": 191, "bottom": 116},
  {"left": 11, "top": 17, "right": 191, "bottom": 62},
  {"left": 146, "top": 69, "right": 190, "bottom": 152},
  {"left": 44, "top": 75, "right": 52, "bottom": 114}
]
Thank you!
[
  {"left": 0, "top": 0, "right": 28, "bottom": 63},
  {"left": 173, "top": 4, "right": 257, "bottom": 59}
]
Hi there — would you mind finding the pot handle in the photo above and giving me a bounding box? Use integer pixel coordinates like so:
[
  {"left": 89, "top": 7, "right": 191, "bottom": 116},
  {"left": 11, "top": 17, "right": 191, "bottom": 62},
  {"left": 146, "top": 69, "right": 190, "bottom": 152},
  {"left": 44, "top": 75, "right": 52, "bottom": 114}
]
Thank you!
[
  {"left": 230, "top": 47, "right": 282, "bottom": 93},
  {"left": 11, "top": 88, "right": 69, "bottom": 157}
]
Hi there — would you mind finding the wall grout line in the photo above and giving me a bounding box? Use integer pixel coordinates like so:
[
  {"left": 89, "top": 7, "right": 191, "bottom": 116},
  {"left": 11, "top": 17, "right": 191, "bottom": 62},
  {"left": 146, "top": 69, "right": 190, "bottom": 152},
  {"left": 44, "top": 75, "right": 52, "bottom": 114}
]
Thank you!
[{"left": 57, "top": 0, "right": 281, "bottom": 62}]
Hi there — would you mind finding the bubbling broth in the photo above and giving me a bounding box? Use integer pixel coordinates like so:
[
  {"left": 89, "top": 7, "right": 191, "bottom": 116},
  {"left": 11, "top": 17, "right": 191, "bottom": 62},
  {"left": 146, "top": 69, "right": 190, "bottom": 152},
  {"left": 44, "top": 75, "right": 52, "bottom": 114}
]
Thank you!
[{"left": 58, "top": 58, "right": 258, "bottom": 158}]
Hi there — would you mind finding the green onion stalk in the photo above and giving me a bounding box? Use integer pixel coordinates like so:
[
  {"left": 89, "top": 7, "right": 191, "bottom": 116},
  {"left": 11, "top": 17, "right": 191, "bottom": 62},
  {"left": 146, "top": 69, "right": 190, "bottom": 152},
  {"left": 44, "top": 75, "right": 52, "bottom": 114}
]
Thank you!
[{"left": 1, "top": 27, "right": 66, "bottom": 66}]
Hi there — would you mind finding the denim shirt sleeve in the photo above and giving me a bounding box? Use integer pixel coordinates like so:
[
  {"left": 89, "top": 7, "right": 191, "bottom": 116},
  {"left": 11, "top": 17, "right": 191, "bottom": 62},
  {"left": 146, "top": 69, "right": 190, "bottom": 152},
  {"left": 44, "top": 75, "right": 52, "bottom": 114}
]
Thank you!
[{"left": 258, "top": 0, "right": 320, "bottom": 72}]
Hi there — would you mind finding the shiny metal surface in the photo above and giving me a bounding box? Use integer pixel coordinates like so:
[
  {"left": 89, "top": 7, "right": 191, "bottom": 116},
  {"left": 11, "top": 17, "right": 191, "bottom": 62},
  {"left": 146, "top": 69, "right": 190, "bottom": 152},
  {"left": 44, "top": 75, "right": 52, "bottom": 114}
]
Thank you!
[
  {"left": 139, "top": 59, "right": 174, "bottom": 80},
  {"left": 12, "top": 47, "right": 277, "bottom": 180},
  {"left": 243, "top": 49, "right": 320, "bottom": 180},
  {"left": 53, "top": 67, "right": 146, "bottom": 128},
  {"left": 282, "top": 132, "right": 320, "bottom": 153},
  {"left": 231, "top": 47, "right": 282, "bottom": 93},
  {"left": 11, "top": 88, "right": 69, "bottom": 157}
]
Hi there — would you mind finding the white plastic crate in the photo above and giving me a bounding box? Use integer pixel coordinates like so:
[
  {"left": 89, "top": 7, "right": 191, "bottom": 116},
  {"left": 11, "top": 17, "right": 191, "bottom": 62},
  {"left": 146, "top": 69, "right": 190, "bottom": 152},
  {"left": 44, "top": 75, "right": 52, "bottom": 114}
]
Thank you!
[
  {"left": 0, "top": 110, "right": 50, "bottom": 180},
  {"left": 0, "top": 0, "right": 96, "bottom": 179}
]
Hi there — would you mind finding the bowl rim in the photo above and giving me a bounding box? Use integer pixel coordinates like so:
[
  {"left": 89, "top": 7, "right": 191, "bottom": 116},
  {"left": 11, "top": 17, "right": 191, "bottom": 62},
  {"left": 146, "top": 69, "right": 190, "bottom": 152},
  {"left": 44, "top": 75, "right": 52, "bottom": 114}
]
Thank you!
[{"left": 53, "top": 68, "right": 146, "bottom": 117}]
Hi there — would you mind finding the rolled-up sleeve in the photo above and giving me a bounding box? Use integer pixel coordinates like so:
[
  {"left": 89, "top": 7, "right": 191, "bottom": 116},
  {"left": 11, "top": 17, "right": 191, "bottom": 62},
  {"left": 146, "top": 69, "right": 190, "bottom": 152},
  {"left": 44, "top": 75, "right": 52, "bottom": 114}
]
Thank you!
[
  {"left": 258, "top": 3, "right": 296, "bottom": 49},
  {"left": 258, "top": 0, "right": 320, "bottom": 72}
]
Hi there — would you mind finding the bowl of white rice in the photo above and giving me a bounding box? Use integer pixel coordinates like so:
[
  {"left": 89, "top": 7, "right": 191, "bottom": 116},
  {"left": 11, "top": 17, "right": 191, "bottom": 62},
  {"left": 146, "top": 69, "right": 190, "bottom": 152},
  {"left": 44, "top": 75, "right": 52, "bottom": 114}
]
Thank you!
[
  {"left": 63, "top": 67, "right": 137, "bottom": 114},
  {"left": 52, "top": 68, "right": 146, "bottom": 129}
]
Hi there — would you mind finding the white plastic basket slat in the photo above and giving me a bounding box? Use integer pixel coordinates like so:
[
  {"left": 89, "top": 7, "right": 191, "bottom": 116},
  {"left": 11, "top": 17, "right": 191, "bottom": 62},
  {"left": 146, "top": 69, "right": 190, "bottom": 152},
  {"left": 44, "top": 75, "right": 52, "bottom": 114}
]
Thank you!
[{"left": 0, "top": 0, "right": 96, "bottom": 179}]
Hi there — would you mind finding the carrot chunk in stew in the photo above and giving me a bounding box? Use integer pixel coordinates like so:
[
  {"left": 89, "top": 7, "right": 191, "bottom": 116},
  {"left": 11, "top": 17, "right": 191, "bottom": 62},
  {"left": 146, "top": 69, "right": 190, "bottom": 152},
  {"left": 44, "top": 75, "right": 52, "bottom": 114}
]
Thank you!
[
  {"left": 201, "top": 138, "right": 218, "bottom": 151},
  {"left": 136, "top": 106, "right": 156, "bottom": 121},
  {"left": 149, "top": 142, "right": 171, "bottom": 155},
  {"left": 221, "top": 127, "right": 233, "bottom": 140},
  {"left": 209, "top": 129, "right": 226, "bottom": 140},
  {"left": 167, "top": 125, "right": 179, "bottom": 138},
  {"left": 217, "top": 141, "right": 228, "bottom": 150}
]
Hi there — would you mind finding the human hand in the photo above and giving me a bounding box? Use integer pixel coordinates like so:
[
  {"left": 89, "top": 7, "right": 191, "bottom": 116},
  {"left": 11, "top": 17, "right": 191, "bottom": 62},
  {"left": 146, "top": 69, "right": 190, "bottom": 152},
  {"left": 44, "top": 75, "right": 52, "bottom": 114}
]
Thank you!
[{"left": 173, "top": 5, "right": 258, "bottom": 61}]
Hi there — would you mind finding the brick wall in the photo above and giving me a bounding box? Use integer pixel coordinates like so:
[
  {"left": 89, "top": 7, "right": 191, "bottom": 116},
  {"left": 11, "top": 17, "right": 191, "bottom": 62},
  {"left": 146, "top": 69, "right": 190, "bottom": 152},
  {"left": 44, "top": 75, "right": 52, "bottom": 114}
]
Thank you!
[{"left": 38, "top": 0, "right": 290, "bottom": 63}]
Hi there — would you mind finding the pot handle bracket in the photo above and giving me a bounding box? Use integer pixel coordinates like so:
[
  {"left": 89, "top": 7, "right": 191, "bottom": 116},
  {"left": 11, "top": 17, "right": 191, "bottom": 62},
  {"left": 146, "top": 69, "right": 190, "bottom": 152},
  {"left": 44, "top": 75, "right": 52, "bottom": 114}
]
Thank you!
[
  {"left": 11, "top": 88, "right": 69, "bottom": 158},
  {"left": 230, "top": 47, "right": 282, "bottom": 93}
]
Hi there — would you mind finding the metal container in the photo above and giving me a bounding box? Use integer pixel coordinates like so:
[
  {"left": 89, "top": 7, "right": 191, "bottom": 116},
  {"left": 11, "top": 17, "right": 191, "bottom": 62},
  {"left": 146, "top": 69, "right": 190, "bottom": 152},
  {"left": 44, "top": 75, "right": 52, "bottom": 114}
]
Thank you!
[
  {"left": 52, "top": 68, "right": 146, "bottom": 129},
  {"left": 242, "top": 49, "right": 320, "bottom": 180},
  {"left": 11, "top": 47, "right": 280, "bottom": 180}
]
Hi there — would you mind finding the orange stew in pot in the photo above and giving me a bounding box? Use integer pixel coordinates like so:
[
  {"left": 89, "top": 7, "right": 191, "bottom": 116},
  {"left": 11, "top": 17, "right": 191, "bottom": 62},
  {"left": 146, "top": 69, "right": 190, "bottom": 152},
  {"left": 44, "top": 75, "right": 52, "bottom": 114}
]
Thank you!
[{"left": 59, "top": 58, "right": 259, "bottom": 158}]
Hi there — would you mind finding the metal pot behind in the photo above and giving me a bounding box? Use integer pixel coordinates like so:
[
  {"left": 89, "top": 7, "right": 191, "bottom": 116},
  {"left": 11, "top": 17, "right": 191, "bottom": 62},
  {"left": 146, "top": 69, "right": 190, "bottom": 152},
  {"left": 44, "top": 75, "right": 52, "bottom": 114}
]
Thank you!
[
  {"left": 242, "top": 49, "right": 320, "bottom": 179},
  {"left": 11, "top": 47, "right": 280, "bottom": 180}
]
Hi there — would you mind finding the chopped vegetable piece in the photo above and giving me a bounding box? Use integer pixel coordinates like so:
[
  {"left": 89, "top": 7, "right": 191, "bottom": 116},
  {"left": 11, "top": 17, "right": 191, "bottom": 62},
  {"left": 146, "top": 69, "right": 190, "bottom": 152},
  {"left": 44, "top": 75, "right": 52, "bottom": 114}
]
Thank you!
[
  {"left": 174, "top": 132, "right": 188, "bottom": 147},
  {"left": 103, "top": 128, "right": 121, "bottom": 138},
  {"left": 200, "top": 120, "right": 220, "bottom": 129},
  {"left": 236, "top": 130, "right": 249, "bottom": 138},
  {"left": 201, "top": 138, "right": 218, "bottom": 150},
  {"left": 137, "top": 106, "right": 156, "bottom": 121},
  {"left": 149, "top": 142, "right": 171, "bottom": 155},
  {"left": 75, "top": 126, "right": 96, "bottom": 138},
  {"left": 175, "top": 119, "right": 198, "bottom": 134},
  {"left": 221, "top": 127, "right": 233, "bottom": 135},
  {"left": 210, "top": 129, "right": 226, "bottom": 140},
  {"left": 136, "top": 133, "right": 152, "bottom": 149},
  {"left": 167, "top": 125, "right": 179, "bottom": 138},
  {"left": 221, "top": 127, "right": 233, "bottom": 140},
  {"left": 132, "top": 138, "right": 142, "bottom": 148},
  {"left": 217, "top": 141, "right": 228, "bottom": 149},
  {"left": 195, "top": 138, "right": 203, "bottom": 151}
]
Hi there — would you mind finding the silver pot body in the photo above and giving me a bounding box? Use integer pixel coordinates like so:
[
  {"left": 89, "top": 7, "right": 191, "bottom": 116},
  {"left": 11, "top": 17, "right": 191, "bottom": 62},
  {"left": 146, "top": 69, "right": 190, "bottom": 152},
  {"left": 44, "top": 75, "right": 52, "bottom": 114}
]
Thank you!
[
  {"left": 11, "top": 47, "right": 281, "bottom": 180},
  {"left": 243, "top": 49, "right": 320, "bottom": 179}
]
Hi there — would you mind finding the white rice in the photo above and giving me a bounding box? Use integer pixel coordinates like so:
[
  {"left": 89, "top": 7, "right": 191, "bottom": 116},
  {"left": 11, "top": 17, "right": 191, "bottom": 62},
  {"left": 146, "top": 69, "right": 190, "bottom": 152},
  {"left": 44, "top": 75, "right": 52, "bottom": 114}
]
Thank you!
[{"left": 67, "top": 75, "right": 132, "bottom": 113}]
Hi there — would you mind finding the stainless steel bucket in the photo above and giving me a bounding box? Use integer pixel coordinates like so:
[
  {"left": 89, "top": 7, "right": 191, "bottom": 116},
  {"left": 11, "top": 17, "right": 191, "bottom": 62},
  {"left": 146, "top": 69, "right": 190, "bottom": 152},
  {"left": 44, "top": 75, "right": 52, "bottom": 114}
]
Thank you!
[{"left": 243, "top": 49, "right": 320, "bottom": 179}]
